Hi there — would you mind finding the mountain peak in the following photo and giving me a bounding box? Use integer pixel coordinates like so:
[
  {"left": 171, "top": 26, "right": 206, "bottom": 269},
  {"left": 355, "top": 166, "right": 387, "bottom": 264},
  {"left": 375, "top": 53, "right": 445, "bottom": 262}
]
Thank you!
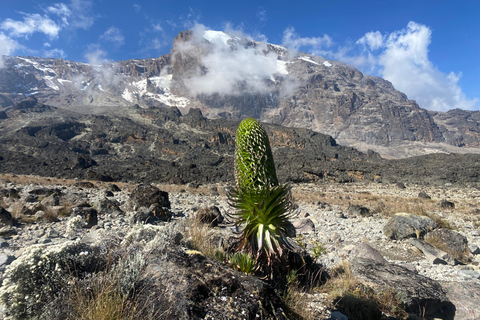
[{"left": 1, "top": 30, "right": 480, "bottom": 158}]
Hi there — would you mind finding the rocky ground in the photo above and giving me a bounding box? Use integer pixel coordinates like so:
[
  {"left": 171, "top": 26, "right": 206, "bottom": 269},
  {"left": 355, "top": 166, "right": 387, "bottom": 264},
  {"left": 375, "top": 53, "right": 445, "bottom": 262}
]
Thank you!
[{"left": 0, "top": 174, "right": 479, "bottom": 319}]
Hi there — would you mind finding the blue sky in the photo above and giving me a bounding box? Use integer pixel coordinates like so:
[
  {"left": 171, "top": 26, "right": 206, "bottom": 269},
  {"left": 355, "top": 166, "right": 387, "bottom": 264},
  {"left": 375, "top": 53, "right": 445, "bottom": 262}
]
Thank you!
[{"left": 0, "top": 0, "right": 478, "bottom": 111}]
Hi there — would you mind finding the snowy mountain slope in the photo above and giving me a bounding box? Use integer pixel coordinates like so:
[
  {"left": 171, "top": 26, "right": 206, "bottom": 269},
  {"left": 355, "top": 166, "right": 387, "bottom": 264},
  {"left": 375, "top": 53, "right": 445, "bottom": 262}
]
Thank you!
[{"left": 1, "top": 29, "right": 480, "bottom": 158}]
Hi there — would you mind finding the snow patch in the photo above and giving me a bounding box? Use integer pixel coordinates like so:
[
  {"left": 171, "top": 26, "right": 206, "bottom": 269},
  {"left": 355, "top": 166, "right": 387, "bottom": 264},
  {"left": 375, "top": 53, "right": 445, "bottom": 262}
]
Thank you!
[
  {"left": 276, "top": 60, "right": 288, "bottom": 75},
  {"left": 203, "top": 30, "right": 233, "bottom": 47},
  {"left": 123, "top": 75, "right": 189, "bottom": 108},
  {"left": 299, "top": 56, "right": 320, "bottom": 65},
  {"left": 44, "top": 76, "right": 59, "bottom": 91},
  {"left": 323, "top": 61, "right": 333, "bottom": 67}
]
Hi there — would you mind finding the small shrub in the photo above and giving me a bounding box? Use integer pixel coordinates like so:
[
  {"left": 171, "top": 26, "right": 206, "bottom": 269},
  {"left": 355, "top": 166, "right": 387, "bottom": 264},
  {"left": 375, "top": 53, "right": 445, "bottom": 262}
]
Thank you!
[
  {"left": 312, "top": 241, "right": 327, "bottom": 259},
  {"left": 229, "top": 252, "right": 256, "bottom": 274},
  {"left": 0, "top": 241, "right": 107, "bottom": 319}
]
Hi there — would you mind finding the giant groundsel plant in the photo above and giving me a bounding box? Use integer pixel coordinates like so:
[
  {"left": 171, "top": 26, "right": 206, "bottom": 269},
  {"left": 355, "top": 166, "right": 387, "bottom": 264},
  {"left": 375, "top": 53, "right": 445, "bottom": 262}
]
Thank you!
[{"left": 229, "top": 118, "right": 294, "bottom": 266}]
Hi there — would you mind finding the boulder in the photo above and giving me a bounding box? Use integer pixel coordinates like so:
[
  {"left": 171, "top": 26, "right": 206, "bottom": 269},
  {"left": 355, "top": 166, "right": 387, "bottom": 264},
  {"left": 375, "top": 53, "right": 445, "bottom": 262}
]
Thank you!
[
  {"left": 72, "top": 205, "right": 98, "bottom": 228},
  {"left": 130, "top": 184, "right": 170, "bottom": 209},
  {"left": 439, "top": 200, "right": 455, "bottom": 209},
  {"left": 292, "top": 218, "right": 315, "bottom": 234},
  {"left": 131, "top": 206, "right": 172, "bottom": 225},
  {"left": 94, "top": 198, "right": 123, "bottom": 215},
  {"left": 0, "top": 207, "right": 13, "bottom": 227},
  {"left": 350, "top": 242, "right": 388, "bottom": 264},
  {"left": 409, "top": 238, "right": 459, "bottom": 265},
  {"left": 350, "top": 257, "right": 455, "bottom": 319},
  {"left": 347, "top": 205, "right": 370, "bottom": 217},
  {"left": 383, "top": 212, "right": 436, "bottom": 240},
  {"left": 139, "top": 249, "right": 286, "bottom": 320},
  {"left": 440, "top": 281, "right": 480, "bottom": 320},
  {"left": 107, "top": 183, "right": 121, "bottom": 192},
  {"left": 195, "top": 206, "right": 223, "bottom": 227},
  {"left": 149, "top": 204, "right": 173, "bottom": 222},
  {"left": 424, "top": 228, "right": 470, "bottom": 262},
  {"left": 418, "top": 191, "right": 431, "bottom": 199}
]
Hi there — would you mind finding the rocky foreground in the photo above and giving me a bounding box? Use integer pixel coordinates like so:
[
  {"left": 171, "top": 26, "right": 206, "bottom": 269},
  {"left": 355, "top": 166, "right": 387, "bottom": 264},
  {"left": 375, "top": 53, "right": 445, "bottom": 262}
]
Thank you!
[{"left": 0, "top": 174, "right": 479, "bottom": 319}]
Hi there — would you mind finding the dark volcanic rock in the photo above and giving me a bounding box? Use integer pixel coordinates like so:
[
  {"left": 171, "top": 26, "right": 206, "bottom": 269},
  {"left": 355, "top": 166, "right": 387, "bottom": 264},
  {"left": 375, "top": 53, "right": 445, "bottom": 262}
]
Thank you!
[
  {"left": 137, "top": 248, "right": 287, "bottom": 320},
  {"left": 0, "top": 207, "right": 13, "bottom": 227},
  {"left": 1, "top": 100, "right": 480, "bottom": 186},
  {"left": 195, "top": 206, "right": 223, "bottom": 227},
  {"left": 131, "top": 184, "right": 171, "bottom": 209}
]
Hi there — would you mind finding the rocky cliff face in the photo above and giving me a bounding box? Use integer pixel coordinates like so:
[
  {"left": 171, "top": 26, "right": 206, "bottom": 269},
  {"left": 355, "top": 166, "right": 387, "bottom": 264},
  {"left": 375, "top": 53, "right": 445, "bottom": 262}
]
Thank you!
[{"left": 0, "top": 30, "right": 479, "bottom": 158}]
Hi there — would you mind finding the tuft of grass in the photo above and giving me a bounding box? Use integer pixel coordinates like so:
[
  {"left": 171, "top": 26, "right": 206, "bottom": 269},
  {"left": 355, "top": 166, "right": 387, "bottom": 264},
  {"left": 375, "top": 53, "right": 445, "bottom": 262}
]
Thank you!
[
  {"left": 67, "top": 252, "right": 152, "bottom": 320},
  {"left": 282, "top": 270, "right": 317, "bottom": 320},
  {"left": 184, "top": 218, "right": 226, "bottom": 261}
]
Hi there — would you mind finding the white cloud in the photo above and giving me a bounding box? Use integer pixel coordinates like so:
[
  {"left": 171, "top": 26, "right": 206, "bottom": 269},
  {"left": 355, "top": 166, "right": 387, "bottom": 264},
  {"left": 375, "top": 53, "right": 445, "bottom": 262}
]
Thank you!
[
  {"left": 282, "top": 26, "right": 333, "bottom": 55},
  {"left": 0, "top": 14, "right": 60, "bottom": 38},
  {"left": 355, "top": 21, "right": 478, "bottom": 111},
  {"left": 101, "top": 27, "right": 124, "bottom": 46},
  {"left": 175, "top": 24, "right": 289, "bottom": 96},
  {"left": 46, "top": 3, "right": 71, "bottom": 26},
  {"left": 256, "top": 7, "right": 267, "bottom": 23},
  {"left": 68, "top": 0, "right": 94, "bottom": 30},
  {"left": 357, "top": 31, "right": 383, "bottom": 51},
  {"left": 84, "top": 45, "right": 110, "bottom": 65},
  {"left": 44, "top": 48, "right": 66, "bottom": 58},
  {"left": 0, "top": 32, "right": 19, "bottom": 67},
  {"left": 133, "top": 4, "right": 141, "bottom": 13},
  {"left": 288, "top": 21, "right": 478, "bottom": 111}
]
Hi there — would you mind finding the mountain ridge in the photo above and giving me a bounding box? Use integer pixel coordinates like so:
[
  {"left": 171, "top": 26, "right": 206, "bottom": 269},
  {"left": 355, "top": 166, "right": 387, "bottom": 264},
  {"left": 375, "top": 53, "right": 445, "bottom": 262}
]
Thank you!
[{"left": 1, "top": 29, "right": 480, "bottom": 158}]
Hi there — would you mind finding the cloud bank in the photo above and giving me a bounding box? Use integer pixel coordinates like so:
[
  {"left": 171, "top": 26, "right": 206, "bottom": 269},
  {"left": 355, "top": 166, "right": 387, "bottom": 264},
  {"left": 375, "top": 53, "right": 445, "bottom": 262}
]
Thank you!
[
  {"left": 365, "top": 22, "right": 478, "bottom": 111},
  {"left": 177, "top": 24, "right": 290, "bottom": 96},
  {"left": 282, "top": 21, "right": 478, "bottom": 111},
  {"left": 0, "top": 0, "right": 95, "bottom": 63}
]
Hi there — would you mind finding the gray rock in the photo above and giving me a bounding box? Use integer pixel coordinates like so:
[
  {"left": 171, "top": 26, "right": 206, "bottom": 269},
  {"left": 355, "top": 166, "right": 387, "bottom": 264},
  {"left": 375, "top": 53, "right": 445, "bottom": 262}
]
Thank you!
[
  {"left": 439, "top": 199, "right": 455, "bottom": 209},
  {"left": 383, "top": 212, "right": 436, "bottom": 240},
  {"left": 107, "top": 184, "right": 121, "bottom": 192},
  {"left": 0, "top": 238, "right": 9, "bottom": 248},
  {"left": 330, "top": 311, "right": 348, "bottom": 320},
  {"left": 34, "top": 210, "right": 46, "bottom": 219},
  {"left": 418, "top": 191, "right": 431, "bottom": 199},
  {"left": 409, "top": 238, "right": 459, "bottom": 265},
  {"left": 149, "top": 204, "right": 173, "bottom": 222},
  {"left": 72, "top": 206, "right": 98, "bottom": 228},
  {"left": 0, "top": 207, "right": 13, "bottom": 227},
  {"left": 468, "top": 243, "right": 480, "bottom": 255},
  {"left": 141, "top": 248, "right": 286, "bottom": 320},
  {"left": 350, "top": 242, "right": 388, "bottom": 264},
  {"left": 195, "top": 206, "right": 223, "bottom": 227},
  {"left": 424, "top": 228, "right": 469, "bottom": 262},
  {"left": 0, "top": 254, "right": 15, "bottom": 271},
  {"left": 350, "top": 258, "right": 455, "bottom": 319},
  {"left": 440, "top": 281, "right": 480, "bottom": 320},
  {"left": 0, "top": 226, "right": 16, "bottom": 237},
  {"left": 25, "top": 194, "right": 39, "bottom": 203},
  {"left": 347, "top": 205, "right": 370, "bottom": 217},
  {"left": 293, "top": 218, "right": 315, "bottom": 233}
]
